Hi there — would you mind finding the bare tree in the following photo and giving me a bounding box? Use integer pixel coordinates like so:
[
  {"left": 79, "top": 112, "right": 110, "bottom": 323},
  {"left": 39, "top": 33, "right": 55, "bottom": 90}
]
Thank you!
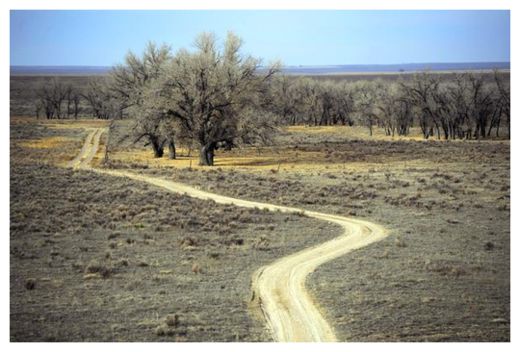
[
  {"left": 466, "top": 73, "right": 496, "bottom": 139},
  {"left": 33, "top": 99, "right": 43, "bottom": 119},
  {"left": 34, "top": 78, "right": 68, "bottom": 119},
  {"left": 400, "top": 73, "right": 440, "bottom": 139},
  {"left": 82, "top": 77, "right": 123, "bottom": 120},
  {"left": 64, "top": 85, "right": 81, "bottom": 118},
  {"left": 155, "top": 32, "right": 280, "bottom": 165},
  {"left": 353, "top": 80, "right": 380, "bottom": 135},
  {"left": 269, "top": 75, "right": 299, "bottom": 125},
  {"left": 72, "top": 92, "right": 81, "bottom": 118},
  {"left": 50, "top": 78, "right": 67, "bottom": 119},
  {"left": 35, "top": 84, "right": 55, "bottom": 119},
  {"left": 110, "top": 42, "right": 173, "bottom": 157},
  {"left": 494, "top": 70, "right": 510, "bottom": 137}
]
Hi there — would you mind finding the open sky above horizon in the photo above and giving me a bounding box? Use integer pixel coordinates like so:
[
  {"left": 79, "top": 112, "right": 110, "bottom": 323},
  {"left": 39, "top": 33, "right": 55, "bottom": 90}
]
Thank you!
[{"left": 10, "top": 10, "right": 510, "bottom": 66}]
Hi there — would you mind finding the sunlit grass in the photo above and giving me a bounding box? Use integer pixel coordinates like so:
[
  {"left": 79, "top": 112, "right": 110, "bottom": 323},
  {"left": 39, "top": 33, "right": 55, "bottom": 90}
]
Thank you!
[
  {"left": 19, "top": 136, "right": 76, "bottom": 149},
  {"left": 285, "top": 125, "right": 426, "bottom": 141}
]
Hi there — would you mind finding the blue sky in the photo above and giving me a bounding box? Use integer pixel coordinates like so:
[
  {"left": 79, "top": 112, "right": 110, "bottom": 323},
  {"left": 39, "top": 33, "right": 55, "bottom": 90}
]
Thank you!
[{"left": 10, "top": 10, "right": 510, "bottom": 66}]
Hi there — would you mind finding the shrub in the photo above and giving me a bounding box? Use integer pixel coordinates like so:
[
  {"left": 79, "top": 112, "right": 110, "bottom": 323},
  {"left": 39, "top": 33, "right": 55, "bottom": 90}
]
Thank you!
[
  {"left": 165, "top": 314, "right": 180, "bottom": 327},
  {"left": 85, "top": 261, "right": 112, "bottom": 278},
  {"left": 25, "top": 278, "right": 36, "bottom": 290}
]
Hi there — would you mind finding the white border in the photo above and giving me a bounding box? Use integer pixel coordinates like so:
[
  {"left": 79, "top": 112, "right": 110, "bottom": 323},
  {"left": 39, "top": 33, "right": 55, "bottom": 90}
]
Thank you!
[
  {"left": 0, "top": 0, "right": 514, "bottom": 10},
  {"left": 1, "top": 1, "right": 515, "bottom": 352}
]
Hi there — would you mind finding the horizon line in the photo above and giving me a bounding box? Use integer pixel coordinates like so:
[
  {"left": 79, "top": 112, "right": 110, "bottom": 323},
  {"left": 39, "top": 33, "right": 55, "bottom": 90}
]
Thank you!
[{"left": 10, "top": 61, "right": 512, "bottom": 68}]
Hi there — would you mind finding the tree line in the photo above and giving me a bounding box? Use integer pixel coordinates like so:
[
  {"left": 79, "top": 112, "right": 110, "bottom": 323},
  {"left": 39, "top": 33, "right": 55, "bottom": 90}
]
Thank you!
[
  {"left": 33, "top": 32, "right": 510, "bottom": 165},
  {"left": 270, "top": 71, "right": 510, "bottom": 140}
]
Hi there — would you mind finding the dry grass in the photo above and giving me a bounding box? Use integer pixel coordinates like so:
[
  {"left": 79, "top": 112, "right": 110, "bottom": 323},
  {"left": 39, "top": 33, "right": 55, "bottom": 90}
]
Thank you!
[
  {"left": 19, "top": 136, "right": 77, "bottom": 149},
  {"left": 11, "top": 117, "right": 509, "bottom": 341},
  {"left": 10, "top": 119, "right": 341, "bottom": 342},
  {"left": 105, "top": 121, "right": 509, "bottom": 342}
]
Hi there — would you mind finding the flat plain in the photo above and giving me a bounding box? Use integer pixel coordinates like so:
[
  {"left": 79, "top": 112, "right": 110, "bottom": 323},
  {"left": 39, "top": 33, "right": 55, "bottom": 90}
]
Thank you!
[{"left": 10, "top": 115, "right": 509, "bottom": 341}]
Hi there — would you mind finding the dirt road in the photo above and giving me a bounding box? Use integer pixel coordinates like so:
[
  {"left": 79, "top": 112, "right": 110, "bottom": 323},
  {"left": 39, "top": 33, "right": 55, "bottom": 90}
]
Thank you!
[
  {"left": 71, "top": 128, "right": 388, "bottom": 342},
  {"left": 69, "top": 128, "right": 105, "bottom": 169}
]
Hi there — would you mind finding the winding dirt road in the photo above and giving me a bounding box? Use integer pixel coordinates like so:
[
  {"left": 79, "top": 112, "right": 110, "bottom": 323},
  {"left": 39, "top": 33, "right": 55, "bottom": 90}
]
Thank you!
[{"left": 71, "top": 128, "right": 388, "bottom": 342}]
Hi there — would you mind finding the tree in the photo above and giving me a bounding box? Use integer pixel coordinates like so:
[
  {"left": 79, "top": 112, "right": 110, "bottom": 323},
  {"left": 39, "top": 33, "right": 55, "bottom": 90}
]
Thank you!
[
  {"left": 49, "top": 78, "right": 67, "bottom": 118},
  {"left": 82, "top": 77, "right": 124, "bottom": 120},
  {"left": 494, "top": 70, "right": 510, "bottom": 137},
  {"left": 33, "top": 99, "right": 43, "bottom": 119},
  {"left": 329, "top": 81, "right": 355, "bottom": 126},
  {"left": 35, "top": 83, "right": 54, "bottom": 119},
  {"left": 291, "top": 77, "right": 323, "bottom": 126},
  {"left": 110, "top": 42, "right": 173, "bottom": 157},
  {"left": 374, "top": 83, "right": 412, "bottom": 137},
  {"left": 65, "top": 85, "right": 81, "bottom": 119},
  {"left": 156, "top": 32, "right": 280, "bottom": 165},
  {"left": 466, "top": 73, "right": 496, "bottom": 139},
  {"left": 400, "top": 72, "right": 439, "bottom": 139},
  {"left": 34, "top": 78, "right": 67, "bottom": 119},
  {"left": 269, "top": 75, "right": 299, "bottom": 125},
  {"left": 353, "top": 80, "right": 379, "bottom": 136}
]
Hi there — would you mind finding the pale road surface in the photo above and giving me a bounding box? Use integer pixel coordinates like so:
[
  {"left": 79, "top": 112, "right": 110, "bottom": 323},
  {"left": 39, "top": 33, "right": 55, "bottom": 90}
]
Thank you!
[{"left": 70, "top": 128, "right": 388, "bottom": 342}]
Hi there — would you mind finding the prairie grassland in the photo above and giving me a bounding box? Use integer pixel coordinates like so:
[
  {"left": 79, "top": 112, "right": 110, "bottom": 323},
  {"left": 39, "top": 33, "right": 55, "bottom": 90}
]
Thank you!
[
  {"left": 106, "top": 120, "right": 510, "bottom": 341},
  {"left": 10, "top": 118, "right": 341, "bottom": 341},
  {"left": 10, "top": 117, "right": 510, "bottom": 341},
  {"left": 107, "top": 121, "right": 509, "bottom": 174}
]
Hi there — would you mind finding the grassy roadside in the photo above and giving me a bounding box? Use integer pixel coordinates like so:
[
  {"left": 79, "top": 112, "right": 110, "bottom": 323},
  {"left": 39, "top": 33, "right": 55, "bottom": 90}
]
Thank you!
[
  {"left": 10, "top": 119, "right": 341, "bottom": 341},
  {"left": 104, "top": 121, "right": 510, "bottom": 341}
]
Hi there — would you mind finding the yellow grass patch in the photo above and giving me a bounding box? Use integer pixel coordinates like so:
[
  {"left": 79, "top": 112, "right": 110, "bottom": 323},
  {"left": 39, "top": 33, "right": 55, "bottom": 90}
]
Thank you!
[
  {"left": 20, "top": 136, "right": 76, "bottom": 149},
  {"left": 111, "top": 146, "right": 358, "bottom": 174},
  {"left": 285, "top": 125, "right": 426, "bottom": 141},
  {"left": 11, "top": 116, "right": 109, "bottom": 129}
]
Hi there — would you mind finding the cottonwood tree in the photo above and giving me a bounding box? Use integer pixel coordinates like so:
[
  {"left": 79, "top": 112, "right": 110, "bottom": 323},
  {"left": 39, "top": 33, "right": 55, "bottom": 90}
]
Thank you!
[
  {"left": 65, "top": 85, "right": 81, "bottom": 118},
  {"left": 493, "top": 70, "right": 510, "bottom": 137},
  {"left": 353, "top": 80, "right": 379, "bottom": 136},
  {"left": 34, "top": 78, "right": 67, "bottom": 119},
  {"left": 155, "top": 32, "right": 279, "bottom": 165},
  {"left": 33, "top": 99, "right": 43, "bottom": 119},
  {"left": 466, "top": 73, "right": 497, "bottom": 139},
  {"left": 400, "top": 73, "right": 440, "bottom": 139},
  {"left": 110, "top": 42, "right": 174, "bottom": 157},
  {"left": 375, "top": 83, "right": 413, "bottom": 137},
  {"left": 82, "top": 77, "right": 124, "bottom": 119},
  {"left": 329, "top": 81, "right": 356, "bottom": 126},
  {"left": 292, "top": 78, "right": 324, "bottom": 126},
  {"left": 269, "top": 75, "right": 299, "bottom": 125}
]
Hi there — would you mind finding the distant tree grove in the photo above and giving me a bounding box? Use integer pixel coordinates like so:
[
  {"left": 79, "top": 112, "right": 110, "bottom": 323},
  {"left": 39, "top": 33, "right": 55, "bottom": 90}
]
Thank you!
[{"left": 33, "top": 32, "right": 510, "bottom": 165}]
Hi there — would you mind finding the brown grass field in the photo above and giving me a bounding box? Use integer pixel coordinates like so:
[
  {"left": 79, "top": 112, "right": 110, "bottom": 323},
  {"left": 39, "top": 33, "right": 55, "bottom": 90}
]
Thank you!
[{"left": 10, "top": 116, "right": 510, "bottom": 341}]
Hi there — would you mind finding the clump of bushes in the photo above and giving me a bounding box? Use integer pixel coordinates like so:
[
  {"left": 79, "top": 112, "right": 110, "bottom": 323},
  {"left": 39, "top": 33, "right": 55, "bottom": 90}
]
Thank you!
[
  {"left": 85, "top": 260, "right": 112, "bottom": 278},
  {"left": 25, "top": 278, "right": 36, "bottom": 290}
]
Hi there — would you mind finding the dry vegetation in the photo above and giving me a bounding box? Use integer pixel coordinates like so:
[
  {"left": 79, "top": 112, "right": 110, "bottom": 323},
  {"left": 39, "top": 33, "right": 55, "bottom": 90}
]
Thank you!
[
  {"left": 10, "top": 118, "right": 341, "bottom": 341},
  {"left": 10, "top": 60, "right": 510, "bottom": 341},
  {"left": 104, "top": 120, "right": 510, "bottom": 341}
]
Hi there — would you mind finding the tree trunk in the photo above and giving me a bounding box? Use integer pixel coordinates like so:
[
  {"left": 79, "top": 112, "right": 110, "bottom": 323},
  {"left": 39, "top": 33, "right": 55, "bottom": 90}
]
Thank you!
[
  {"left": 199, "top": 143, "right": 215, "bottom": 166},
  {"left": 73, "top": 101, "right": 79, "bottom": 119},
  {"left": 479, "top": 119, "right": 486, "bottom": 139},
  {"left": 167, "top": 137, "right": 176, "bottom": 160},
  {"left": 150, "top": 136, "right": 164, "bottom": 158}
]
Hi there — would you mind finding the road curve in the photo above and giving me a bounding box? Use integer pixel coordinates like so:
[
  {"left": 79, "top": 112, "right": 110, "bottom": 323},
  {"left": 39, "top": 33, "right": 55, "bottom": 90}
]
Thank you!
[{"left": 70, "top": 128, "right": 388, "bottom": 342}]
